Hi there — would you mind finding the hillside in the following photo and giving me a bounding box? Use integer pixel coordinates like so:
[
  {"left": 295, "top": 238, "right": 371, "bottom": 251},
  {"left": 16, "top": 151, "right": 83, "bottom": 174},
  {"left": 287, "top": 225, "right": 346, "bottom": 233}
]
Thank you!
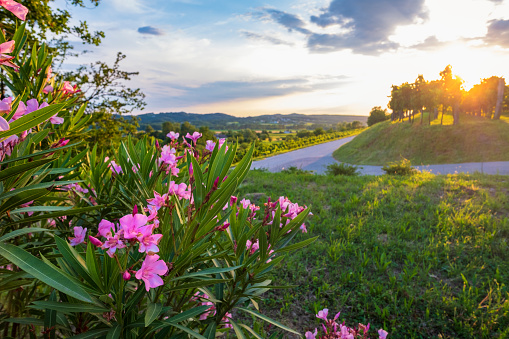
[
  {"left": 333, "top": 114, "right": 509, "bottom": 165},
  {"left": 130, "top": 112, "right": 367, "bottom": 130}
]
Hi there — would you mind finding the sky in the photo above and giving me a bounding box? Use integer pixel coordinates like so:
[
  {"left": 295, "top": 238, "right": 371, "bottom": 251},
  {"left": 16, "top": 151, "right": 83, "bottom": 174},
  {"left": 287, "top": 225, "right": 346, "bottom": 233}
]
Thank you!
[{"left": 57, "top": 0, "right": 509, "bottom": 117}]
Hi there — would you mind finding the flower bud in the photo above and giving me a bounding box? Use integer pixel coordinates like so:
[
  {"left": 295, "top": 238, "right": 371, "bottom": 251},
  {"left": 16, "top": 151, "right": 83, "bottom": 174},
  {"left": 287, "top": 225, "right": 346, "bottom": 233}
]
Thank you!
[
  {"left": 88, "top": 235, "right": 103, "bottom": 247},
  {"left": 122, "top": 271, "right": 131, "bottom": 281}
]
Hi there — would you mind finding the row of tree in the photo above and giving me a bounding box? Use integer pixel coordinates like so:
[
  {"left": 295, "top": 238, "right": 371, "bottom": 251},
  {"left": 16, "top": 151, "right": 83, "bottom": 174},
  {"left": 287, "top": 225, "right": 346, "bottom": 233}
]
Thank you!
[{"left": 388, "top": 65, "right": 508, "bottom": 125}]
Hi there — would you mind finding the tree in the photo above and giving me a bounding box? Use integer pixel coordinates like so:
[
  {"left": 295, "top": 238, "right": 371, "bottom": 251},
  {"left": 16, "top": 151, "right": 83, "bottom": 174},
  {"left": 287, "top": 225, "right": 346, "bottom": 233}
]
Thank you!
[
  {"left": 62, "top": 52, "right": 146, "bottom": 115},
  {"left": 145, "top": 124, "right": 155, "bottom": 134},
  {"left": 367, "top": 106, "right": 390, "bottom": 126}
]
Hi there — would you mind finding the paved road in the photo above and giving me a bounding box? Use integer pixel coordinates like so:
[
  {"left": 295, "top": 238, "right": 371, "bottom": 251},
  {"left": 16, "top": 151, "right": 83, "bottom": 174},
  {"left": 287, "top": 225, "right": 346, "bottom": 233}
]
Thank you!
[{"left": 250, "top": 136, "right": 509, "bottom": 175}]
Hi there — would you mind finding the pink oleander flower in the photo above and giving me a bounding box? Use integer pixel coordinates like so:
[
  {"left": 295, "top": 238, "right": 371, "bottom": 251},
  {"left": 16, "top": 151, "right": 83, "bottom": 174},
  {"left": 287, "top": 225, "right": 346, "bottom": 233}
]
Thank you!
[
  {"left": 168, "top": 181, "right": 191, "bottom": 200},
  {"left": 102, "top": 233, "right": 126, "bottom": 257},
  {"left": 43, "top": 85, "right": 53, "bottom": 94},
  {"left": 105, "top": 157, "right": 123, "bottom": 174},
  {"left": 0, "top": 40, "right": 18, "bottom": 69},
  {"left": 222, "top": 312, "right": 233, "bottom": 329},
  {"left": 147, "top": 191, "right": 167, "bottom": 211},
  {"left": 246, "top": 239, "right": 259, "bottom": 255},
  {"left": 135, "top": 254, "right": 168, "bottom": 291},
  {"left": 69, "top": 226, "right": 87, "bottom": 246},
  {"left": 1, "top": 134, "right": 19, "bottom": 156},
  {"left": 218, "top": 138, "right": 227, "bottom": 151},
  {"left": 9, "top": 101, "right": 25, "bottom": 121},
  {"left": 146, "top": 205, "right": 159, "bottom": 223},
  {"left": 305, "top": 328, "right": 317, "bottom": 339},
  {"left": 378, "top": 329, "right": 388, "bottom": 339},
  {"left": 0, "top": 97, "right": 12, "bottom": 113},
  {"left": 316, "top": 308, "right": 328, "bottom": 321},
  {"left": 0, "top": 116, "right": 9, "bottom": 132},
  {"left": 167, "top": 131, "right": 179, "bottom": 140},
  {"left": 49, "top": 113, "right": 63, "bottom": 124},
  {"left": 240, "top": 198, "right": 251, "bottom": 209},
  {"left": 46, "top": 65, "right": 52, "bottom": 80},
  {"left": 26, "top": 98, "right": 48, "bottom": 114},
  {"left": 0, "top": 0, "right": 28, "bottom": 21},
  {"left": 205, "top": 140, "right": 215, "bottom": 152},
  {"left": 0, "top": 40, "right": 15, "bottom": 54},
  {"left": 185, "top": 131, "right": 202, "bottom": 144},
  {"left": 47, "top": 219, "right": 56, "bottom": 227},
  {"left": 88, "top": 235, "right": 103, "bottom": 247},
  {"left": 123, "top": 270, "right": 131, "bottom": 281},
  {"left": 300, "top": 223, "right": 307, "bottom": 233},
  {"left": 230, "top": 196, "right": 237, "bottom": 205},
  {"left": 137, "top": 225, "right": 163, "bottom": 253},
  {"left": 62, "top": 81, "right": 77, "bottom": 94},
  {"left": 98, "top": 219, "right": 115, "bottom": 238},
  {"left": 120, "top": 213, "right": 148, "bottom": 239}
]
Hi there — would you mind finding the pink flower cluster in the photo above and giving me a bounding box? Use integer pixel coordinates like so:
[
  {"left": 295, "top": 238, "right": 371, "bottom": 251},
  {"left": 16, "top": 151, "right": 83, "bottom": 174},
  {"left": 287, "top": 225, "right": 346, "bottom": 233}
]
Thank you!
[
  {"left": 86, "top": 208, "right": 167, "bottom": 291},
  {"left": 193, "top": 292, "right": 233, "bottom": 328},
  {"left": 1, "top": 98, "right": 63, "bottom": 159},
  {"left": 306, "top": 309, "right": 388, "bottom": 339},
  {"left": 159, "top": 145, "right": 180, "bottom": 176},
  {"left": 204, "top": 138, "right": 227, "bottom": 152}
]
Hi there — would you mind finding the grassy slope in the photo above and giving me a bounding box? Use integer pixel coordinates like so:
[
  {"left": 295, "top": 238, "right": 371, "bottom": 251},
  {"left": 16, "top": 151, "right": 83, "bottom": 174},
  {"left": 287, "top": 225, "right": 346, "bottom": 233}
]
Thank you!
[
  {"left": 333, "top": 114, "right": 509, "bottom": 165},
  {"left": 238, "top": 170, "right": 509, "bottom": 338}
]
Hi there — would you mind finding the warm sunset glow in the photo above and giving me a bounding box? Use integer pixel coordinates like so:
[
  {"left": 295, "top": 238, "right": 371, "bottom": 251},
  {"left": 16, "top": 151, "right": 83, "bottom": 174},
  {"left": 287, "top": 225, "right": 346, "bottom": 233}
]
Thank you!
[{"left": 62, "top": 0, "right": 509, "bottom": 116}]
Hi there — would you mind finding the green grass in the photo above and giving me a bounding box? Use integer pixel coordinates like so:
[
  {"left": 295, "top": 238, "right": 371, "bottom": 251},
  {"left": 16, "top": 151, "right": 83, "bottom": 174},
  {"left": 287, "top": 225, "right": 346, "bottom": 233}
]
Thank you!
[
  {"left": 333, "top": 114, "right": 509, "bottom": 165},
  {"left": 238, "top": 170, "right": 509, "bottom": 338}
]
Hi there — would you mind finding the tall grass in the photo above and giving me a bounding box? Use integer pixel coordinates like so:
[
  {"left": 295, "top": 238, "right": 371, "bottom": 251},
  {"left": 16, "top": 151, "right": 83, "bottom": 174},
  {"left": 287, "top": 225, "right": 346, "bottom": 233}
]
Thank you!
[{"left": 238, "top": 170, "right": 509, "bottom": 338}]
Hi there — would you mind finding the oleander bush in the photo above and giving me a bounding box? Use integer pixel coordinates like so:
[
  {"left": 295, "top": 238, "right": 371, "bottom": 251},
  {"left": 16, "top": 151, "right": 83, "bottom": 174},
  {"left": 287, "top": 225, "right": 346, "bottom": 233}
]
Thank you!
[{"left": 0, "top": 5, "right": 319, "bottom": 338}]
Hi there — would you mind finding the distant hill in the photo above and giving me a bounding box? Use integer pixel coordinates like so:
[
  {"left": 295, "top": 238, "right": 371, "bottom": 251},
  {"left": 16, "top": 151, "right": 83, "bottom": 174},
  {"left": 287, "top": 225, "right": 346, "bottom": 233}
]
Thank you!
[
  {"left": 128, "top": 112, "right": 367, "bottom": 131},
  {"left": 333, "top": 114, "right": 509, "bottom": 165}
]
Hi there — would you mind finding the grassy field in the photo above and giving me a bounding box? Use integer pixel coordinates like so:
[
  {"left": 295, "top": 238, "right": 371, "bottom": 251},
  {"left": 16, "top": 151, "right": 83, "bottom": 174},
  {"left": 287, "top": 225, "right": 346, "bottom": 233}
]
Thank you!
[
  {"left": 333, "top": 114, "right": 509, "bottom": 165},
  {"left": 237, "top": 170, "right": 509, "bottom": 338}
]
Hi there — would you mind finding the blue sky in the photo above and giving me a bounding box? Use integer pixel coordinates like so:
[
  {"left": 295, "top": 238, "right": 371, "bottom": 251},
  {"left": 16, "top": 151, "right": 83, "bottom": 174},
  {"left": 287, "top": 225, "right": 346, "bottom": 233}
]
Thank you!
[{"left": 57, "top": 0, "right": 509, "bottom": 116}]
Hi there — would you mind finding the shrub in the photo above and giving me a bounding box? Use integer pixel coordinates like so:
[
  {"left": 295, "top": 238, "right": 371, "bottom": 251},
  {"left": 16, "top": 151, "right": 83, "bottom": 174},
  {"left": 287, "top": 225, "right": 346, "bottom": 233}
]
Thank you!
[
  {"left": 367, "top": 106, "right": 390, "bottom": 127},
  {"left": 326, "top": 162, "right": 360, "bottom": 176},
  {"left": 382, "top": 158, "right": 418, "bottom": 175},
  {"left": 282, "top": 166, "right": 312, "bottom": 175}
]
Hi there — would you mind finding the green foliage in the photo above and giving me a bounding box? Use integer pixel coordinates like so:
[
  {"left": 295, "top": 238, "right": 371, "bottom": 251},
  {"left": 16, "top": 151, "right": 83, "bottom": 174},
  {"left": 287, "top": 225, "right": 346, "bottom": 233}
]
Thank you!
[
  {"left": 281, "top": 166, "right": 312, "bottom": 175},
  {"left": 325, "top": 162, "right": 359, "bottom": 176},
  {"left": 382, "top": 158, "right": 417, "bottom": 175},
  {"left": 367, "top": 106, "right": 390, "bottom": 127}
]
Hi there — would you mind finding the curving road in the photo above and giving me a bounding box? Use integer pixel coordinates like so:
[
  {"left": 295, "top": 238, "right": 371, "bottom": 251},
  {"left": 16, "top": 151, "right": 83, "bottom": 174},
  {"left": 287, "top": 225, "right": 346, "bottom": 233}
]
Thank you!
[{"left": 250, "top": 136, "right": 509, "bottom": 175}]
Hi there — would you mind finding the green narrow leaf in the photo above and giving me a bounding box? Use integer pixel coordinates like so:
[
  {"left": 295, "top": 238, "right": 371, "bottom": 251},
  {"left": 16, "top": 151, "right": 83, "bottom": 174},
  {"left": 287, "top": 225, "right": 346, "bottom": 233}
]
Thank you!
[
  {"left": 163, "top": 305, "right": 211, "bottom": 324},
  {"left": 67, "top": 328, "right": 110, "bottom": 339},
  {"left": 167, "top": 279, "right": 229, "bottom": 292},
  {"left": 0, "top": 243, "right": 93, "bottom": 302},
  {"left": 203, "top": 322, "right": 217, "bottom": 339},
  {"left": 145, "top": 303, "right": 162, "bottom": 327},
  {"left": 30, "top": 301, "right": 108, "bottom": 315},
  {"left": 238, "top": 324, "right": 264, "bottom": 339},
  {"left": 86, "top": 242, "right": 103, "bottom": 291},
  {"left": 106, "top": 324, "right": 122, "bottom": 339},
  {"left": 44, "top": 290, "right": 57, "bottom": 339},
  {"left": 229, "top": 319, "right": 247, "bottom": 339},
  {"left": 171, "top": 266, "right": 242, "bottom": 281},
  {"left": 0, "top": 157, "right": 55, "bottom": 181},
  {"left": 275, "top": 236, "right": 318, "bottom": 253},
  {"left": 10, "top": 206, "right": 72, "bottom": 214},
  {"left": 0, "top": 227, "right": 54, "bottom": 242},
  {"left": 237, "top": 307, "right": 300, "bottom": 335},
  {"left": 0, "top": 103, "right": 66, "bottom": 140},
  {"left": 167, "top": 323, "right": 206, "bottom": 339}
]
